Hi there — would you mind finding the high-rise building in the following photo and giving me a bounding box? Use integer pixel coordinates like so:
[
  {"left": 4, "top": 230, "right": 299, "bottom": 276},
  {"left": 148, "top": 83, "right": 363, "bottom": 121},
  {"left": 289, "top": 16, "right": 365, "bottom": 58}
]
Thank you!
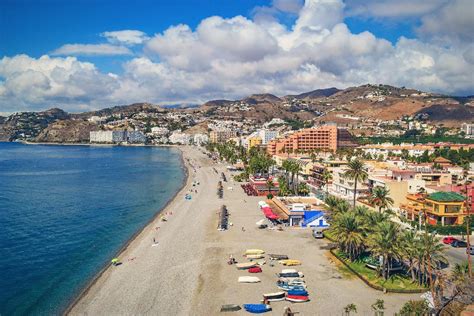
[
  {"left": 209, "top": 129, "right": 238, "bottom": 143},
  {"left": 266, "top": 125, "right": 357, "bottom": 155}
]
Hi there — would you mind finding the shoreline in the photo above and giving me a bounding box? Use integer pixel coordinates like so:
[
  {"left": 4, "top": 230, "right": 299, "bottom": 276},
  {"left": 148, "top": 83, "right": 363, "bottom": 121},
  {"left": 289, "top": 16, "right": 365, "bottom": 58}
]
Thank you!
[
  {"left": 63, "top": 146, "right": 190, "bottom": 315},
  {"left": 18, "top": 140, "right": 179, "bottom": 148}
]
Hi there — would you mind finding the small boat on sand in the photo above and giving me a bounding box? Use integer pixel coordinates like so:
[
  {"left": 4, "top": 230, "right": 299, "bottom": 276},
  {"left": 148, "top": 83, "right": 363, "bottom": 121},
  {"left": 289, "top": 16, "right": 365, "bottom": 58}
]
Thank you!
[
  {"left": 243, "top": 304, "right": 271, "bottom": 313},
  {"left": 288, "top": 289, "right": 309, "bottom": 296},
  {"left": 277, "top": 282, "right": 307, "bottom": 291},
  {"left": 245, "top": 249, "right": 265, "bottom": 255},
  {"left": 246, "top": 254, "right": 265, "bottom": 259},
  {"left": 286, "top": 295, "right": 310, "bottom": 303},
  {"left": 254, "top": 259, "right": 266, "bottom": 266},
  {"left": 277, "top": 269, "right": 304, "bottom": 278},
  {"left": 279, "top": 259, "right": 301, "bottom": 266},
  {"left": 236, "top": 262, "right": 256, "bottom": 270},
  {"left": 238, "top": 276, "right": 261, "bottom": 283},
  {"left": 248, "top": 267, "right": 262, "bottom": 273},
  {"left": 220, "top": 304, "right": 241, "bottom": 312},
  {"left": 268, "top": 254, "right": 289, "bottom": 260},
  {"left": 278, "top": 278, "right": 305, "bottom": 285},
  {"left": 263, "top": 291, "right": 286, "bottom": 302}
]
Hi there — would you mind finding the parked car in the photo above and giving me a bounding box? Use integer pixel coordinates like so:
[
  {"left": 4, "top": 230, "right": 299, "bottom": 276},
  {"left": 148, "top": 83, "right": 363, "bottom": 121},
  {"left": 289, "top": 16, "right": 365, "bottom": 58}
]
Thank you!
[
  {"left": 451, "top": 240, "right": 468, "bottom": 248},
  {"left": 442, "top": 236, "right": 458, "bottom": 244},
  {"left": 467, "top": 245, "right": 474, "bottom": 255},
  {"left": 312, "top": 230, "right": 324, "bottom": 239}
]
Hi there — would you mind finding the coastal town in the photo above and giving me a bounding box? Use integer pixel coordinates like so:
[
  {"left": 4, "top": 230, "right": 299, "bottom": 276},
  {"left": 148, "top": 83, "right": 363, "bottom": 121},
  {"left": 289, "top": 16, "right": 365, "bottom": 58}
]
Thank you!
[
  {"left": 1, "top": 84, "right": 473, "bottom": 315},
  {"left": 66, "top": 118, "right": 473, "bottom": 314}
]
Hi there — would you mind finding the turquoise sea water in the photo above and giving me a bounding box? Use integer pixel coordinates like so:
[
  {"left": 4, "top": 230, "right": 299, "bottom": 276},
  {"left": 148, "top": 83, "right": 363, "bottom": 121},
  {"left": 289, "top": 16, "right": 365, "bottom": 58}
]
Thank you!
[{"left": 0, "top": 143, "right": 185, "bottom": 315}]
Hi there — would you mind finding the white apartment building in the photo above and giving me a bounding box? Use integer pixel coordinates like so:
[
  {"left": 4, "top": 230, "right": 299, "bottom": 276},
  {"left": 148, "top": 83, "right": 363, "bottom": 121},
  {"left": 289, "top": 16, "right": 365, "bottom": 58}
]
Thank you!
[
  {"left": 169, "top": 132, "right": 191, "bottom": 145},
  {"left": 151, "top": 127, "right": 169, "bottom": 136},
  {"left": 257, "top": 129, "right": 278, "bottom": 145},
  {"left": 90, "top": 131, "right": 127, "bottom": 143},
  {"left": 193, "top": 134, "right": 209, "bottom": 146},
  {"left": 462, "top": 123, "right": 474, "bottom": 138},
  {"left": 330, "top": 166, "right": 369, "bottom": 201}
]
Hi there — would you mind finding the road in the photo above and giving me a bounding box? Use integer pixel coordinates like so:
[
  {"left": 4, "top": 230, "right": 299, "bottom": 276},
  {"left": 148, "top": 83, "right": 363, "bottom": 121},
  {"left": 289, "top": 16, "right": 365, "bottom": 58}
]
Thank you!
[{"left": 443, "top": 244, "right": 471, "bottom": 268}]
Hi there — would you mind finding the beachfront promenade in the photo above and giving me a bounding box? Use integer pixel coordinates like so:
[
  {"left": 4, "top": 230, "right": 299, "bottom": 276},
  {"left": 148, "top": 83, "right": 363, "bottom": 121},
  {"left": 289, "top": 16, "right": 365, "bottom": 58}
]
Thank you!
[{"left": 69, "top": 146, "right": 420, "bottom": 315}]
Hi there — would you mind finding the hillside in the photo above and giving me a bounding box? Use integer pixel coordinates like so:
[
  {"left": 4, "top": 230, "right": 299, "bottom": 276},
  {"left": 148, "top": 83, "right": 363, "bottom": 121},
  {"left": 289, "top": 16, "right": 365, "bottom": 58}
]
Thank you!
[{"left": 1, "top": 84, "right": 473, "bottom": 143}]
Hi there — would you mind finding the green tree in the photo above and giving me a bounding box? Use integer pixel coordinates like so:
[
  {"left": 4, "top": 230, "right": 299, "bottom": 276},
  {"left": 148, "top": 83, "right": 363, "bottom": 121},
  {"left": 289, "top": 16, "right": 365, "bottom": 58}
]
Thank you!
[
  {"left": 367, "top": 221, "right": 401, "bottom": 279},
  {"left": 332, "top": 212, "right": 366, "bottom": 260},
  {"left": 343, "top": 303, "right": 357, "bottom": 316},
  {"left": 369, "top": 186, "right": 394, "bottom": 213},
  {"left": 321, "top": 168, "right": 333, "bottom": 197},
  {"left": 397, "top": 300, "right": 428, "bottom": 316},
  {"left": 344, "top": 159, "right": 368, "bottom": 208},
  {"left": 371, "top": 299, "right": 385, "bottom": 316},
  {"left": 266, "top": 178, "right": 274, "bottom": 195},
  {"left": 297, "top": 183, "right": 310, "bottom": 196}
]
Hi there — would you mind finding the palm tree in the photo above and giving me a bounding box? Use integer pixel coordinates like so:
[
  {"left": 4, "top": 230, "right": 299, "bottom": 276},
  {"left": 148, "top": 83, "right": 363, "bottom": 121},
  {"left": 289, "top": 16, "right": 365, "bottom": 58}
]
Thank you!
[
  {"left": 451, "top": 261, "right": 469, "bottom": 286},
  {"left": 371, "top": 299, "right": 385, "bottom": 316},
  {"left": 367, "top": 221, "right": 401, "bottom": 279},
  {"left": 420, "top": 232, "right": 447, "bottom": 304},
  {"left": 344, "top": 159, "right": 368, "bottom": 208},
  {"left": 332, "top": 212, "right": 366, "bottom": 260},
  {"left": 266, "top": 178, "right": 274, "bottom": 195},
  {"left": 400, "top": 230, "right": 420, "bottom": 282},
  {"left": 321, "top": 168, "right": 332, "bottom": 197},
  {"left": 369, "top": 186, "right": 394, "bottom": 213},
  {"left": 297, "top": 183, "right": 310, "bottom": 196},
  {"left": 343, "top": 303, "right": 357, "bottom": 316}
]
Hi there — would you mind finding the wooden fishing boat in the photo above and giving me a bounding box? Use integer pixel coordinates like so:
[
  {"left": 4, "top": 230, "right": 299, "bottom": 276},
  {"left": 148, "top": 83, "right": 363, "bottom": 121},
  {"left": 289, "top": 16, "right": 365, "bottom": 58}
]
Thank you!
[
  {"left": 277, "top": 271, "right": 304, "bottom": 278},
  {"left": 238, "top": 276, "right": 261, "bottom": 283},
  {"left": 243, "top": 304, "right": 271, "bottom": 313},
  {"left": 262, "top": 291, "right": 286, "bottom": 302},
  {"left": 236, "top": 262, "right": 256, "bottom": 270}
]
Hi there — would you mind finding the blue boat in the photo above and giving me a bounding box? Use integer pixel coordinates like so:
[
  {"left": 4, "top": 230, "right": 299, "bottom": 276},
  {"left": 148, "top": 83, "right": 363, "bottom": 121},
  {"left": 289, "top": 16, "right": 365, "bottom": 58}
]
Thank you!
[
  {"left": 288, "top": 289, "right": 309, "bottom": 296},
  {"left": 243, "top": 304, "right": 272, "bottom": 313},
  {"left": 276, "top": 282, "right": 307, "bottom": 291}
]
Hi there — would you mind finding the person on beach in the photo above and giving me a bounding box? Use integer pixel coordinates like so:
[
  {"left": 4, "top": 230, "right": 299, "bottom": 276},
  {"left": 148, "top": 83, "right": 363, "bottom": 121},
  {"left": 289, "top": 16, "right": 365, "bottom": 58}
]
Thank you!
[{"left": 241, "top": 226, "right": 245, "bottom": 232}]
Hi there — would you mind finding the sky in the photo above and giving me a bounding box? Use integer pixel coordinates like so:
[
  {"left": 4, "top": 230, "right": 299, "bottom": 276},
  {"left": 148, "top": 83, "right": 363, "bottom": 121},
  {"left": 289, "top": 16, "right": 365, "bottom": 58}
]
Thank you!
[{"left": 0, "top": 0, "right": 473, "bottom": 113}]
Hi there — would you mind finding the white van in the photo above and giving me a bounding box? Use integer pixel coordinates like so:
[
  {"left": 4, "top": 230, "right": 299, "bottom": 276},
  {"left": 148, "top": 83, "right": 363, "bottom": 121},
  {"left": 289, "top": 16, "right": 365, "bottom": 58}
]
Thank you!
[{"left": 312, "top": 229, "right": 324, "bottom": 239}]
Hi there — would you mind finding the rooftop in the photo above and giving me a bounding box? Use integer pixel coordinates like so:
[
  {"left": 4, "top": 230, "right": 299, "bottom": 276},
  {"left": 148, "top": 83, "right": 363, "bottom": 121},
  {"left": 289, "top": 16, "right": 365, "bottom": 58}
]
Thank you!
[{"left": 428, "top": 191, "right": 465, "bottom": 202}]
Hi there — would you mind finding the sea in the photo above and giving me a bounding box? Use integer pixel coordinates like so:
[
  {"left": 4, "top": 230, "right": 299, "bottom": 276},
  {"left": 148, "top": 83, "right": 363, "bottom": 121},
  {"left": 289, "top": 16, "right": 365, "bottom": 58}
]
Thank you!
[{"left": 0, "top": 142, "right": 186, "bottom": 315}]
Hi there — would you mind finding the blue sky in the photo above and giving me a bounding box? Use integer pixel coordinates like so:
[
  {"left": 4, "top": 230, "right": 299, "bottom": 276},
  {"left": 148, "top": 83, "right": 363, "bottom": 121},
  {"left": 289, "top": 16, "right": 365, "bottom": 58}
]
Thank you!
[{"left": 0, "top": 0, "right": 473, "bottom": 113}]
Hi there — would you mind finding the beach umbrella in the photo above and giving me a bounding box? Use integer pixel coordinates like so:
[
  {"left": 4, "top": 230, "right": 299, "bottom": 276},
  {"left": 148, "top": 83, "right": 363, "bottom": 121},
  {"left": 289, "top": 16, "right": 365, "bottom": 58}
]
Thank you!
[{"left": 111, "top": 258, "right": 119, "bottom": 264}]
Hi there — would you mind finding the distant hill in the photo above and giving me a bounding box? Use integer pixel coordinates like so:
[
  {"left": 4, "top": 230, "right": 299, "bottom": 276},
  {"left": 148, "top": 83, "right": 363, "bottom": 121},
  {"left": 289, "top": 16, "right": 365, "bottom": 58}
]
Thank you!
[
  {"left": 286, "top": 87, "right": 340, "bottom": 99},
  {"left": 1, "top": 84, "right": 473, "bottom": 142}
]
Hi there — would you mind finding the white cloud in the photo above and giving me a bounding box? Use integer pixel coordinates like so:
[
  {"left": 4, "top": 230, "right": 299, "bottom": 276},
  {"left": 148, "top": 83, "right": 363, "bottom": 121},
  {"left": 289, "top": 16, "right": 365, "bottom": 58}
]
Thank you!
[
  {"left": 417, "top": 0, "right": 474, "bottom": 42},
  {"left": 1, "top": 0, "right": 473, "bottom": 113},
  {"left": 101, "top": 30, "right": 150, "bottom": 45},
  {"left": 0, "top": 55, "right": 119, "bottom": 112},
  {"left": 51, "top": 44, "right": 132, "bottom": 56}
]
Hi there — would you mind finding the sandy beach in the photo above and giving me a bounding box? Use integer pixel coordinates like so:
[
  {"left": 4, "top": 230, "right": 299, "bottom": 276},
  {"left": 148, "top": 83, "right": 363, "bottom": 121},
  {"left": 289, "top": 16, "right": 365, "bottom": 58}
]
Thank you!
[{"left": 69, "top": 146, "right": 421, "bottom": 315}]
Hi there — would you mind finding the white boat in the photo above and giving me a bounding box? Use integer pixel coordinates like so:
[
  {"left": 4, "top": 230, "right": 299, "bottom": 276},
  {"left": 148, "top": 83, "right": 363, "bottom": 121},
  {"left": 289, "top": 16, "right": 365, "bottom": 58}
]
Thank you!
[
  {"left": 236, "top": 262, "right": 257, "bottom": 270},
  {"left": 262, "top": 291, "right": 286, "bottom": 302},
  {"left": 254, "top": 259, "right": 266, "bottom": 266},
  {"left": 238, "top": 276, "right": 261, "bottom": 283},
  {"left": 246, "top": 254, "right": 265, "bottom": 259}
]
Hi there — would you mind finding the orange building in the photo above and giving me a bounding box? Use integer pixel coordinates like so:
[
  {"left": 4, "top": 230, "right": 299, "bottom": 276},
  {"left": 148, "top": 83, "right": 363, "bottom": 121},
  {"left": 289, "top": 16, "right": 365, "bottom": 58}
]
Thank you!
[{"left": 267, "top": 125, "right": 356, "bottom": 155}]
